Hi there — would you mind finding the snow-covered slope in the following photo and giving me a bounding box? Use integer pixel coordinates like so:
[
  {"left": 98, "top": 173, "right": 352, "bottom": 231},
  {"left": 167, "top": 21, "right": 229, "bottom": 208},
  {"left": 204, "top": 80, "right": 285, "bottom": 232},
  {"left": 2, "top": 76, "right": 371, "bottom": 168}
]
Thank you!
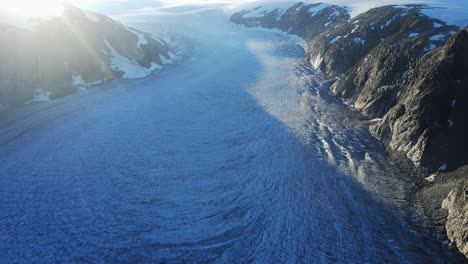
[
  {"left": 78, "top": 0, "right": 468, "bottom": 26},
  {"left": 226, "top": 0, "right": 468, "bottom": 26},
  {"left": 0, "top": 4, "right": 177, "bottom": 109},
  {"left": 230, "top": 2, "right": 349, "bottom": 38}
]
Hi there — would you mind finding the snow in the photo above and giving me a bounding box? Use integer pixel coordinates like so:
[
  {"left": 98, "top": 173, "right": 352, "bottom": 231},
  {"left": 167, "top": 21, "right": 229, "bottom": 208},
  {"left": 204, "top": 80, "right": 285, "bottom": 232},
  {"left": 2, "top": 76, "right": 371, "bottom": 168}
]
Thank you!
[
  {"left": 438, "top": 163, "right": 448, "bottom": 171},
  {"left": 229, "top": 0, "right": 468, "bottom": 26},
  {"left": 381, "top": 15, "right": 397, "bottom": 29},
  {"left": 128, "top": 27, "right": 148, "bottom": 47},
  {"left": 85, "top": 80, "right": 104, "bottom": 86},
  {"left": 308, "top": 3, "right": 330, "bottom": 16},
  {"left": 105, "top": 39, "right": 162, "bottom": 79},
  {"left": 34, "top": 89, "right": 50, "bottom": 102},
  {"left": 452, "top": 100, "right": 456, "bottom": 108},
  {"left": 243, "top": 25, "right": 304, "bottom": 42},
  {"left": 353, "top": 37, "right": 366, "bottom": 44},
  {"left": 448, "top": 120, "right": 454, "bottom": 128},
  {"left": 409, "top": 33, "right": 419, "bottom": 37},
  {"left": 420, "top": 4, "right": 468, "bottom": 27},
  {"left": 340, "top": 25, "right": 360, "bottom": 39},
  {"left": 433, "top": 22, "right": 443, "bottom": 28},
  {"left": 26, "top": 89, "right": 50, "bottom": 104},
  {"left": 150, "top": 35, "right": 166, "bottom": 46},
  {"left": 227, "top": 0, "right": 465, "bottom": 20},
  {"left": 330, "top": 10, "right": 340, "bottom": 17},
  {"left": 72, "top": 75, "right": 89, "bottom": 91},
  {"left": 330, "top": 36, "right": 341, "bottom": 43},
  {"left": 159, "top": 51, "right": 178, "bottom": 64},
  {"left": 424, "top": 43, "right": 437, "bottom": 51},
  {"left": 430, "top": 33, "right": 446, "bottom": 41},
  {"left": 311, "top": 53, "right": 323, "bottom": 68},
  {"left": 72, "top": 75, "right": 85, "bottom": 87},
  {"left": 240, "top": 3, "right": 293, "bottom": 19},
  {"left": 425, "top": 173, "right": 438, "bottom": 182}
]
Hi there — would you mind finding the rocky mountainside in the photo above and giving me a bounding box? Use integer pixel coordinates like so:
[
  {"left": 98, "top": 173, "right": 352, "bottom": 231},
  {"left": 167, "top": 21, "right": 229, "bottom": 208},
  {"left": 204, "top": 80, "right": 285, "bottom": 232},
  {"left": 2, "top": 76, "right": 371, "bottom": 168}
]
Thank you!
[
  {"left": 418, "top": 166, "right": 468, "bottom": 258},
  {"left": 230, "top": 2, "right": 350, "bottom": 39},
  {"left": 231, "top": 3, "right": 465, "bottom": 171},
  {"left": 442, "top": 178, "right": 468, "bottom": 257},
  {"left": 372, "top": 28, "right": 468, "bottom": 171},
  {"left": 231, "top": 2, "right": 468, "bottom": 258},
  {"left": 0, "top": 5, "right": 176, "bottom": 110}
]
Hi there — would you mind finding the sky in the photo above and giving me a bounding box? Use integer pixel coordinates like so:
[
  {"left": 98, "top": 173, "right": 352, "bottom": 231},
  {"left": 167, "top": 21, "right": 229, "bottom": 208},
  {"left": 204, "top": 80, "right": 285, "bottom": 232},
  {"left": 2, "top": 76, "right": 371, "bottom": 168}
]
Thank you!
[
  {"left": 75, "top": 0, "right": 468, "bottom": 16},
  {"left": 0, "top": 0, "right": 467, "bottom": 24}
]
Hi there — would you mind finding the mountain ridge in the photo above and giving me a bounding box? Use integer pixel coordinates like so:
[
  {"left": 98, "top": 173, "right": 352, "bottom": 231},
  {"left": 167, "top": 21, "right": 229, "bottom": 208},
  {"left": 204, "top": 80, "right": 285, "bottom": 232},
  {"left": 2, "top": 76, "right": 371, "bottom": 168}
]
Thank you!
[{"left": 0, "top": 5, "right": 176, "bottom": 110}]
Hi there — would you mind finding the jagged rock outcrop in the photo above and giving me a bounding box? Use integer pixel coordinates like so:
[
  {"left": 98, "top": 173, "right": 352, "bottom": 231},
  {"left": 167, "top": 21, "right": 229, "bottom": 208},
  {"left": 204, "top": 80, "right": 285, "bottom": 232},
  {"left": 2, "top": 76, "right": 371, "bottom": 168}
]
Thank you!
[
  {"left": 329, "top": 7, "right": 458, "bottom": 118},
  {"left": 417, "top": 166, "right": 468, "bottom": 258},
  {"left": 0, "top": 5, "right": 176, "bottom": 109},
  {"left": 372, "top": 28, "right": 468, "bottom": 170},
  {"left": 231, "top": 3, "right": 466, "bottom": 171},
  {"left": 442, "top": 179, "right": 468, "bottom": 257},
  {"left": 308, "top": 6, "right": 456, "bottom": 78},
  {"left": 230, "top": 2, "right": 349, "bottom": 39}
]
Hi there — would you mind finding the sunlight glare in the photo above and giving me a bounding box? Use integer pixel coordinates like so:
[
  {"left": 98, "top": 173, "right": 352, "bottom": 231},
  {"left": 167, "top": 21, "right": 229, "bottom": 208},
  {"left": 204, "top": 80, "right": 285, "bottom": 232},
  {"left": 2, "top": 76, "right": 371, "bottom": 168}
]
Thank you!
[{"left": 0, "top": 0, "right": 65, "bottom": 18}]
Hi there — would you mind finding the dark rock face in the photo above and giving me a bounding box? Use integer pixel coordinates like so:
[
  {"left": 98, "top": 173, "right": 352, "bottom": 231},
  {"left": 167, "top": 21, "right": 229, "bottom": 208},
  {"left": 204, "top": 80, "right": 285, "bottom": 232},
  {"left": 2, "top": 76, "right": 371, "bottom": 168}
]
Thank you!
[
  {"left": 0, "top": 5, "right": 173, "bottom": 109},
  {"left": 308, "top": 6, "right": 456, "bottom": 78},
  {"left": 373, "top": 28, "right": 468, "bottom": 170},
  {"left": 442, "top": 178, "right": 468, "bottom": 258},
  {"left": 417, "top": 166, "right": 468, "bottom": 258},
  {"left": 330, "top": 7, "right": 458, "bottom": 118}
]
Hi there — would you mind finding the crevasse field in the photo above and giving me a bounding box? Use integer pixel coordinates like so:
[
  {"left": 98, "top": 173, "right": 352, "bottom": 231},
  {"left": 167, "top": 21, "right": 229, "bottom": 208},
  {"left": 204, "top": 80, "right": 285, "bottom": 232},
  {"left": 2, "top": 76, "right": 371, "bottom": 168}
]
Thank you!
[{"left": 0, "top": 3, "right": 465, "bottom": 263}]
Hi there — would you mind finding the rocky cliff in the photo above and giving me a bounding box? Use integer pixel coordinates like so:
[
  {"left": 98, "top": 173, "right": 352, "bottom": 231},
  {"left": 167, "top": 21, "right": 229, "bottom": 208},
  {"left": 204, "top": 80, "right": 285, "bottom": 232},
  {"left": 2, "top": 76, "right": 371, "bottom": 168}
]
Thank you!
[
  {"left": 442, "top": 178, "right": 468, "bottom": 257},
  {"left": 231, "top": 3, "right": 464, "bottom": 171},
  {"left": 231, "top": 2, "right": 468, "bottom": 258},
  {"left": 230, "top": 2, "right": 349, "bottom": 39},
  {"left": 372, "top": 28, "right": 468, "bottom": 171},
  {"left": 417, "top": 166, "right": 468, "bottom": 257},
  {"left": 0, "top": 5, "right": 176, "bottom": 109}
]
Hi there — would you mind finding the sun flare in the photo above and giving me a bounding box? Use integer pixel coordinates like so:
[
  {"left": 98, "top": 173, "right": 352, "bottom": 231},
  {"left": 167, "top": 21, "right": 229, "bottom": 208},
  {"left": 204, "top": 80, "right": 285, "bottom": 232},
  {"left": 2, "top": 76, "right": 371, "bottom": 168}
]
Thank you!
[{"left": 0, "top": 0, "right": 65, "bottom": 18}]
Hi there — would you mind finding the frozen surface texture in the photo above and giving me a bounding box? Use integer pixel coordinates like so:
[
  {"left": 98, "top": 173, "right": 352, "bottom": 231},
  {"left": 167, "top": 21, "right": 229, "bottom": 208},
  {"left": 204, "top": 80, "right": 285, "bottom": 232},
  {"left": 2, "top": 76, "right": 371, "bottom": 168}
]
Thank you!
[{"left": 0, "top": 6, "right": 464, "bottom": 263}]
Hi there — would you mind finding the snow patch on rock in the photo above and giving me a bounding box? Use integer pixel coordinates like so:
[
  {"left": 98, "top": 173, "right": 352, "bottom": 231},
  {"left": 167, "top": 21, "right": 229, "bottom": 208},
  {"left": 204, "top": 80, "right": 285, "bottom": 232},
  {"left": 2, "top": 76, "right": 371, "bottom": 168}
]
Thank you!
[
  {"left": 438, "top": 163, "right": 448, "bottom": 171},
  {"left": 128, "top": 28, "right": 148, "bottom": 47},
  {"left": 27, "top": 89, "right": 51, "bottom": 104},
  {"left": 72, "top": 75, "right": 85, "bottom": 87},
  {"left": 308, "top": 3, "right": 330, "bottom": 16},
  {"left": 241, "top": 3, "right": 292, "bottom": 19},
  {"left": 330, "top": 36, "right": 341, "bottom": 44},
  {"left": 159, "top": 51, "right": 178, "bottom": 65},
  {"left": 425, "top": 43, "right": 437, "bottom": 51},
  {"left": 430, "top": 33, "right": 446, "bottom": 41},
  {"left": 425, "top": 173, "right": 438, "bottom": 182},
  {"left": 105, "top": 40, "right": 162, "bottom": 79}
]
